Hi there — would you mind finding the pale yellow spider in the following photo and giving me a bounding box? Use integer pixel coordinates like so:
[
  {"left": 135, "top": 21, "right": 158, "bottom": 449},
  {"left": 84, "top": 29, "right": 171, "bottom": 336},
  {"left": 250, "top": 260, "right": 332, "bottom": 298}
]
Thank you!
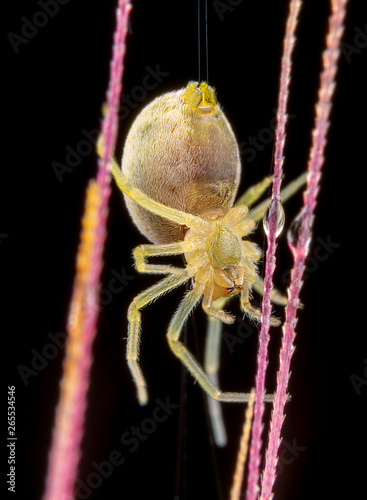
[{"left": 110, "top": 81, "right": 305, "bottom": 442}]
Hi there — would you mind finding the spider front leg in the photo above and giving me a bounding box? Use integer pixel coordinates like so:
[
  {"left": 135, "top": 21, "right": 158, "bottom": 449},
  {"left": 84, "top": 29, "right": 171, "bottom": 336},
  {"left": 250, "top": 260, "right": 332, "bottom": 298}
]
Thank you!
[
  {"left": 236, "top": 175, "right": 273, "bottom": 207},
  {"left": 202, "top": 280, "right": 235, "bottom": 324},
  {"left": 167, "top": 284, "right": 257, "bottom": 403},
  {"left": 253, "top": 275, "right": 288, "bottom": 306},
  {"left": 133, "top": 241, "right": 200, "bottom": 276},
  {"left": 127, "top": 272, "right": 193, "bottom": 405},
  {"left": 248, "top": 171, "right": 307, "bottom": 222},
  {"left": 240, "top": 285, "right": 281, "bottom": 326}
]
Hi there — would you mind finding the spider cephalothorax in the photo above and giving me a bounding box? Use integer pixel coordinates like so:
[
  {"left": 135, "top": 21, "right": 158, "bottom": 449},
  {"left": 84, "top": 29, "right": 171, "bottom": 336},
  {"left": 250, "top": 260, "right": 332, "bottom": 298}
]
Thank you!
[
  {"left": 109, "top": 81, "right": 305, "bottom": 408},
  {"left": 183, "top": 205, "right": 263, "bottom": 319}
]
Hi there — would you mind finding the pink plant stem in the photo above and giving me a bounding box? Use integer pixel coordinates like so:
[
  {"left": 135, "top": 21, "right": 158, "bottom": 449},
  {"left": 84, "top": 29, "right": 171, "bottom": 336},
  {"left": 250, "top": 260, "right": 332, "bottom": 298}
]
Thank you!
[
  {"left": 260, "top": 1, "right": 348, "bottom": 499},
  {"left": 245, "top": 2, "right": 302, "bottom": 499},
  {"left": 43, "top": 2, "right": 131, "bottom": 500}
]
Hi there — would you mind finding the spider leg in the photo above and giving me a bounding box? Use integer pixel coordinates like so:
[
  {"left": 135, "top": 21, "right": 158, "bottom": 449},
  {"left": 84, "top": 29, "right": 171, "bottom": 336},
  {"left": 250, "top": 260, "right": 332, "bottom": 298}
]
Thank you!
[
  {"left": 240, "top": 286, "right": 281, "bottom": 327},
  {"left": 202, "top": 288, "right": 233, "bottom": 446},
  {"left": 204, "top": 293, "right": 279, "bottom": 446},
  {"left": 110, "top": 156, "right": 201, "bottom": 228},
  {"left": 253, "top": 275, "right": 288, "bottom": 306},
  {"left": 168, "top": 284, "right": 257, "bottom": 403},
  {"left": 133, "top": 241, "right": 201, "bottom": 276},
  {"left": 127, "top": 272, "right": 193, "bottom": 405},
  {"left": 249, "top": 172, "right": 307, "bottom": 223},
  {"left": 202, "top": 282, "right": 235, "bottom": 324},
  {"left": 236, "top": 175, "right": 273, "bottom": 207},
  {"left": 204, "top": 312, "right": 227, "bottom": 447}
]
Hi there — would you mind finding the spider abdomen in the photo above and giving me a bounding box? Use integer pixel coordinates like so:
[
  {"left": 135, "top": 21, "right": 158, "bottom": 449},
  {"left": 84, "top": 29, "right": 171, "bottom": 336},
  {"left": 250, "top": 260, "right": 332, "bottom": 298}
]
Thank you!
[{"left": 121, "top": 81, "right": 241, "bottom": 244}]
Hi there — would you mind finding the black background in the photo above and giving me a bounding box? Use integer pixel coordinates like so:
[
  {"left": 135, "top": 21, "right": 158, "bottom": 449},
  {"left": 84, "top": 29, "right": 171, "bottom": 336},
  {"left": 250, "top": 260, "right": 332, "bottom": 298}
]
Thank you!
[{"left": 3, "top": 1, "right": 367, "bottom": 499}]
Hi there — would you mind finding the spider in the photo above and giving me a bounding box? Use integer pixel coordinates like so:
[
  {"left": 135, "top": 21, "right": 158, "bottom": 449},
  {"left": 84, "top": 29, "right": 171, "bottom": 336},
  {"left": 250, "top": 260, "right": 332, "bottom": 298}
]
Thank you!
[{"left": 109, "top": 81, "right": 305, "bottom": 441}]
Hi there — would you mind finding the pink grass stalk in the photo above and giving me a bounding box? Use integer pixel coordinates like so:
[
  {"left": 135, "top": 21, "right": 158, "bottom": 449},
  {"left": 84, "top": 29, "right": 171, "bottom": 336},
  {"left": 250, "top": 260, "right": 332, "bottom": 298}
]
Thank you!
[
  {"left": 259, "top": 1, "right": 348, "bottom": 499},
  {"left": 43, "top": 2, "right": 131, "bottom": 499},
  {"left": 245, "top": 2, "right": 302, "bottom": 499},
  {"left": 231, "top": 390, "right": 256, "bottom": 500}
]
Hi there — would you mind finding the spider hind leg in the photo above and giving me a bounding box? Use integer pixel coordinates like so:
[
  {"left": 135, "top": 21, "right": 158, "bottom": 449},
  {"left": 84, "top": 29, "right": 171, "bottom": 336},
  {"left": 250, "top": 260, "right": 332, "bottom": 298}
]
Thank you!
[
  {"left": 127, "top": 273, "right": 191, "bottom": 405},
  {"left": 167, "top": 284, "right": 256, "bottom": 403}
]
